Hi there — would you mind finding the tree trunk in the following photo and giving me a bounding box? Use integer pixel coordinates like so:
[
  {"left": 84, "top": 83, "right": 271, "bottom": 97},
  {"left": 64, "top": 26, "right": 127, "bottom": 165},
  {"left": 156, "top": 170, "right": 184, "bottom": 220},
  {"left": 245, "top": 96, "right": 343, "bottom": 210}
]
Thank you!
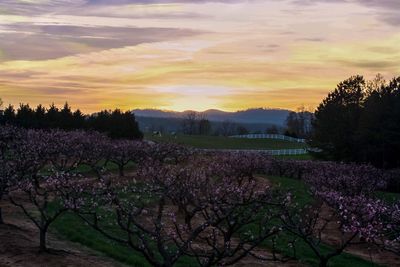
[
  {"left": 0, "top": 207, "right": 3, "bottom": 224},
  {"left": 319, "top": 258, "right": 328, "bottom": 267},
  {"left": 39, "top": 228, "right": 47, "bottom": 252},
  {"left": 119, "top": 165, "right": 124, "bottom": 177}
]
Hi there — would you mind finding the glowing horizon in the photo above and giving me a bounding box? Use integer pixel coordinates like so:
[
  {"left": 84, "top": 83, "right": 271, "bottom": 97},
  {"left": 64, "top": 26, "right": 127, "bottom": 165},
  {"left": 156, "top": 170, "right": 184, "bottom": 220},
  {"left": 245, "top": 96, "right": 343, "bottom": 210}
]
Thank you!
[{"left": 0, "top": 0, "right": 399, "bottom": 113}]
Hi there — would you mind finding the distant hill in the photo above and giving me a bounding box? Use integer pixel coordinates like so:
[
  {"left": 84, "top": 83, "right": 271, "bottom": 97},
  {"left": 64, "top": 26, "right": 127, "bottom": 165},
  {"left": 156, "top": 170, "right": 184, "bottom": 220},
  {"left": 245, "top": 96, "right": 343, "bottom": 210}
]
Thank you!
[
  {"left": 133, "top": 108, "right": 290, "bottom": 126},
  {"left": 135, "top": 116, "right": 282, "bottom": 134}
]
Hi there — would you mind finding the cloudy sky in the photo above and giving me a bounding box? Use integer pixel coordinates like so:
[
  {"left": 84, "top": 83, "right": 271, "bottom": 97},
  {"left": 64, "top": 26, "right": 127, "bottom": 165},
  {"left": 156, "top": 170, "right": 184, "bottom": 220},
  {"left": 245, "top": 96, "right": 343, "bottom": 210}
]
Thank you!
[{"left": 0, "top": 0, "right": 399, "bottom": 112}]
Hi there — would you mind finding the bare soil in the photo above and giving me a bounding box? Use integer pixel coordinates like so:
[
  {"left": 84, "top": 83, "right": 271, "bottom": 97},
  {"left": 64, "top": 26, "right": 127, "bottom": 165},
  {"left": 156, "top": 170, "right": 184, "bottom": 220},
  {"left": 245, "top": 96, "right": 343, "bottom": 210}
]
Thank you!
[{"left": 0, "top": 199, "right": 125, "bottom": 267}]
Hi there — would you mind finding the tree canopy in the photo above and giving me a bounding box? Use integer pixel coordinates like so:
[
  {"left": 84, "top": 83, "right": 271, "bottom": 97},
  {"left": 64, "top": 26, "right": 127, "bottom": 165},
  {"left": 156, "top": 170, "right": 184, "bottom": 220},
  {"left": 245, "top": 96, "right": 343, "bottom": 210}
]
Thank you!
[
  {"left": 310, "top": 75, "right": 400, "bottom": 168},
  {"left": 0, "top": 102, "right": 143, "bottom": 140}
]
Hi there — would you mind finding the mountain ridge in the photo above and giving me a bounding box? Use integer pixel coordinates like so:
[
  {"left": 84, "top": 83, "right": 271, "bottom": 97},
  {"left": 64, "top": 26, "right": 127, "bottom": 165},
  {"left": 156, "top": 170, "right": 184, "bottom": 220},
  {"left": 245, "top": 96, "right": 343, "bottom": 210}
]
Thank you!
[{"left": 133, "top": 108, "right": 290, "bottom": 126}]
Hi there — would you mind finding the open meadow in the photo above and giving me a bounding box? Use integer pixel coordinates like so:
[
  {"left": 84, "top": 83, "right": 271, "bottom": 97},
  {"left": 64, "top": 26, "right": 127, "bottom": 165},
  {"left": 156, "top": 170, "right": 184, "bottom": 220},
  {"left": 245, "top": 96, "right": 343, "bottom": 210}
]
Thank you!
[{"left": 145, "top": 134, "right": 307, "bottom": 150}]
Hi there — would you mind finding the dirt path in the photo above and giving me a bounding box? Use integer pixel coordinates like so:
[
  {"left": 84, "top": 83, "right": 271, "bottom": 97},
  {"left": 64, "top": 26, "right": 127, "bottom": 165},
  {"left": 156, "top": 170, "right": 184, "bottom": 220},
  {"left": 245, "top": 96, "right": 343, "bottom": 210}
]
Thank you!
[{"left": 0, "top": 199, "right": 126, "bottom": 267}]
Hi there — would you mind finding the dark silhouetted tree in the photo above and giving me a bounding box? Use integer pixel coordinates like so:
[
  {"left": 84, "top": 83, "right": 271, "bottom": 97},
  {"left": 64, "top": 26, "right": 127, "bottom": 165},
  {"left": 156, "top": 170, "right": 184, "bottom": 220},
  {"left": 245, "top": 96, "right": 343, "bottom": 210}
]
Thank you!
[
  {"left": 46, "top": 103, "right": 60, "bottom": 128},
  {"left": 182, "top": 111, "right": 197, "bottom": 135},
  {"left": 0, "top": 102, "right": 142, "bottom": 139},
  {"left": 285, "top": 106, "right": 313, "bottom": 138},
  {"left": 219, "top": 120, "right": 236, "bottom": 136},
  {"left": 34, "top": 104, "right": 46, "bottom": 128},
  {"left": 358, "top": 76, "right": 400, "bottom": 168},
  {"left": 237, "top": 125, "right": 249, "bottom": 135},
  {"left": 16, "top": 104, "right": 35, "bottom": 128},
  {"left": 266, "top": 125, "right": 279, "bottom": 134},
  {"left": 1, "top": 105, "right": 15, "bottom": 125},
  {"left": 88, "top": 109, "right": 142, "bottom": 139},
  {"left": 198, "top": 114, "right": 211, "bottom": 135},
  {"left": 310, "top": 75, "right": 365, "bottom": 161},
  {"left": 72, "top": 109, "right": 85, "bottom": 129},
  {"left": 59, "top": 102, "right": 74, "bottom": 130}
]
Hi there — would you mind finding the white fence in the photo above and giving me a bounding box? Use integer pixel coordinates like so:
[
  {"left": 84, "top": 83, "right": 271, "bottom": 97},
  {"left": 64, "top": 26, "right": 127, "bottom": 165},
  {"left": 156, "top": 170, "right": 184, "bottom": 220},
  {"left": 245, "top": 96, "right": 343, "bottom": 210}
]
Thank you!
[
  {"left": 198, "top": 148, "right": 308, "bottom": 156},
  {"left": 230, "top": 134, "right": 306, "bottom": 143}
]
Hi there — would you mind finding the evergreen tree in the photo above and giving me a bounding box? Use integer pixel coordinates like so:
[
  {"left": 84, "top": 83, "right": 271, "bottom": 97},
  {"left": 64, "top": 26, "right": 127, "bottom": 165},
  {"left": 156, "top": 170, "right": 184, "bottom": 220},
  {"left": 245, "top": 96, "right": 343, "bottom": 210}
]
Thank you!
[
  {"left": 311, "top": 76, "right": 365, "bottom": 161},
  {"left": 46, "top": 103, "right": 60, "bottom": 128},
  {"left": 0, "top": 102, "right": 142, "bottom": 140},
  {"left": 358, "top": 77, "right": 400, "bottom": 168},
  {"left": 2, "top": 105, "right": 15, "bottom": 125},
  {"left": 35, "top": 104, "right": 46, "bottom": 128},
  {"left": 72, "top": 109, "right": 85, "bottom": 129},
  {"left": 59, "top": 102, "right": 74, "bottom": 130},
  {"left": 16, "top": 104, "right": 35, "bottom": 128}
]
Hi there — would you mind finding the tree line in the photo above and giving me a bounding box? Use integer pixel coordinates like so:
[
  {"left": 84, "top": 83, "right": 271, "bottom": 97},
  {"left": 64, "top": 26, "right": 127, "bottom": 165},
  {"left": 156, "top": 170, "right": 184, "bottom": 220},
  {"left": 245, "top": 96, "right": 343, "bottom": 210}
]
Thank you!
[
  {"left": 311, "top": 74, "right": 400, "bottom": 168},
  {"left": 0, "top": 102, "right": 143, "bottom": 140},
  {"left": 181, "top": 111, "right": 285, "bottom": 136},
  {"left": 284, "top": 106, "right": 313, "bottom": 139}
]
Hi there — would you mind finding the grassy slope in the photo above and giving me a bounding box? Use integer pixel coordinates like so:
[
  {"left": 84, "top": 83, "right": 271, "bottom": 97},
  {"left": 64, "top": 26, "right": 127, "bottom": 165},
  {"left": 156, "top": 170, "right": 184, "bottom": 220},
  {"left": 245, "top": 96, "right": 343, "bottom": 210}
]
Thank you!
[
  {"left": 52, "top": 194, "right": 195, "bottom": 267},
  {"left": 145, "top": 134, "right": 307, "bottom": 150},
  {"left": 275, "top": 154, "right": 314, "bottom": 160},
  {"left": 53, "top": 212, "right": 152, "bottom": 267}
]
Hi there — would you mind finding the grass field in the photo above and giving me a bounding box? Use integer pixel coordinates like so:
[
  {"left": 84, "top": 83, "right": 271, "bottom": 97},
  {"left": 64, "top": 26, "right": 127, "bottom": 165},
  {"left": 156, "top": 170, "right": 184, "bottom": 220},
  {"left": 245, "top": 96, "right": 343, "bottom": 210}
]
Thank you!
[
  {"left": 275, "top": 154, "right": 314, "bottom": 160},
  {"left": 52, "top": 212, "right": 194, "bottom": 267},
  {"left": 145, "top": 134, "right": 307, "bottom": 150}
]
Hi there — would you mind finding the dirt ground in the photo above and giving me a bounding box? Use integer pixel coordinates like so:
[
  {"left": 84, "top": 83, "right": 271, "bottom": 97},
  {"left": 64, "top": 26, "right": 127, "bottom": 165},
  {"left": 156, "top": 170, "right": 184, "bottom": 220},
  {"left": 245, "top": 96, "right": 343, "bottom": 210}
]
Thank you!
[{"left": 0, "top": 199, "right": 125, "bottom": 267}]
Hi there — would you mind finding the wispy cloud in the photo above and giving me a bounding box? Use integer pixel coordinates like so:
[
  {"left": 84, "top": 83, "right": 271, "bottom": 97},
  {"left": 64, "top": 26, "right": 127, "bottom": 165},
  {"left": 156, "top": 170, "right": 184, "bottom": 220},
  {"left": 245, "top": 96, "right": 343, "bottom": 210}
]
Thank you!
[{"left": 0, "top": 0, "right": 399, "bottom": 112}]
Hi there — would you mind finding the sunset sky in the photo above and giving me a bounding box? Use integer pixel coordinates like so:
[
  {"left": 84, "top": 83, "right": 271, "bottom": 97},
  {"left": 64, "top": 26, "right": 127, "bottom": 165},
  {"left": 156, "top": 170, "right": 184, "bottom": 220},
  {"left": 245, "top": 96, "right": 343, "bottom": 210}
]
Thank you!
[{"left": 0, "top": 0, "right": 399, "bottom": 112}]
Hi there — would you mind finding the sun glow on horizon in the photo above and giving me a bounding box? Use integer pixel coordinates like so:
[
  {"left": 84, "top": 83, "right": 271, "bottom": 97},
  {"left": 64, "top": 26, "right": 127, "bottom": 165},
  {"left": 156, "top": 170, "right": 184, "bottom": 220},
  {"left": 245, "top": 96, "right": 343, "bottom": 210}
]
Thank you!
[{"left": 0, "top": 0, "right": 399, "bottom": 112}]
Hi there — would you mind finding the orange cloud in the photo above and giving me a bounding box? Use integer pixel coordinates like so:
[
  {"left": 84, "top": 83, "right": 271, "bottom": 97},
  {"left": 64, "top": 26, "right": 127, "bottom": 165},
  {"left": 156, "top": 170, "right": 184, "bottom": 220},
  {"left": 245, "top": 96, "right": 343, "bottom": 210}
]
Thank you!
[{"left": 0, "top": 1, "right": 399, "bottom": 112}]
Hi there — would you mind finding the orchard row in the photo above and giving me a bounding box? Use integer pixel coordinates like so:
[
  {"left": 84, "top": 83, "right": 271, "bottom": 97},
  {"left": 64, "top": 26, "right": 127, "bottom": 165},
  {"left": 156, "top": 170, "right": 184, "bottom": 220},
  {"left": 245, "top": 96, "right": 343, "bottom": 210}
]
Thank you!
[{"left": 0, "top": 125, "right": 398, "bottom": 267}]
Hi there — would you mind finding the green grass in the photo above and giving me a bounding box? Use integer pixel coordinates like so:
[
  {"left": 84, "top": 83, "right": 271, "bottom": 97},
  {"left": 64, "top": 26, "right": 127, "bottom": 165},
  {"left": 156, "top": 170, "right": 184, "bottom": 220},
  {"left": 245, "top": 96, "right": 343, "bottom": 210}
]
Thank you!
[
  {"left": 145, "top": 134, "right": 307, "bottom": 150},
  {"left": 52, "top": 207, "right": 196, "bottom": 267},
  {"left": 376, "top": 191, "right": 400, "bottom": 203},
  {"left": 53, "top": 212, "right": 152, "bottom": 267},
  {"left": 275, "top": 154, "right": 315, "bottom": 160}
]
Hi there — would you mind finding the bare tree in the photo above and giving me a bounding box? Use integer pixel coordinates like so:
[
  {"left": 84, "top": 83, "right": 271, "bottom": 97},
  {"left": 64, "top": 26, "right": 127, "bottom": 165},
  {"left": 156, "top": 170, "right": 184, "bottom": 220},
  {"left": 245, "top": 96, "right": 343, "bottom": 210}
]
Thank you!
[
  {"left": 197, "top": 114, "right": 211, "bottom": 135},
  {"left": 266, "top": 125, "right": 279, "bottom": 134},
  {"left": 220, "top": 120, "right": 236, "bottom": 136},
  {"left": 366, "top": 73, "right": 387, "bottom": 95},
  {"left": 73, "top": 158, "right": 285, "bottom": 267},
  {"left": 182, "top": 111, "right": 197, "bottom": 135},
  {"left": 285, "top": 106, "right": 313, "bottom": 138}
]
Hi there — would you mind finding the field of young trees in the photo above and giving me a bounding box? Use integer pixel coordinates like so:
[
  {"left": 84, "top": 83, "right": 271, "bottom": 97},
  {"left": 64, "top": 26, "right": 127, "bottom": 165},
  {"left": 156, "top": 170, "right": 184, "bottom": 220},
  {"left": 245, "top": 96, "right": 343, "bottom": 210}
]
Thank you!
[{"left": 0, "top": 125, "right": 399, "bottom": 267}]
